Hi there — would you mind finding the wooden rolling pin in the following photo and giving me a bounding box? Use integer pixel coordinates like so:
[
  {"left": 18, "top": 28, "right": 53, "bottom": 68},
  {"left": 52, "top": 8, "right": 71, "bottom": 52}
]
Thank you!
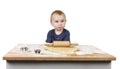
[{"left": 44, "top": 41, "right": 79, "bottom": 47}]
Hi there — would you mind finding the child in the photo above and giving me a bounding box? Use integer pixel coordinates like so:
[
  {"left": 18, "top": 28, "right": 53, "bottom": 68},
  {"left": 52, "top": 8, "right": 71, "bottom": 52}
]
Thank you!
[{"left": 46, "top": 10, "right": 70, "bottom": 43}]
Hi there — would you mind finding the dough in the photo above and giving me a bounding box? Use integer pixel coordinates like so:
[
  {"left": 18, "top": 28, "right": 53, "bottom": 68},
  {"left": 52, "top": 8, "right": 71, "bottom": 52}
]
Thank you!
[{"left": 45, "top": 47, "right": 79, "bottom": 56}]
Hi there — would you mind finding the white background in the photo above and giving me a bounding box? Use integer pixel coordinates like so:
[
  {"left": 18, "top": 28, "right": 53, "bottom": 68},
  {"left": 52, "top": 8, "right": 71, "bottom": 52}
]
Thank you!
[{"left": 0, "top": 0, "right": 120, "bottom": 69}]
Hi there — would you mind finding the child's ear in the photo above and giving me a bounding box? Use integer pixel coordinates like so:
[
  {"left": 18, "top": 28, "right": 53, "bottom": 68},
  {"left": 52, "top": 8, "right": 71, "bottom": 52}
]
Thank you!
[
  {"left": 65, "top": 20, "right": 67, "bottom": 22},
  {"left": 51, "top": 23, "right": 53, "bottom": 26}
]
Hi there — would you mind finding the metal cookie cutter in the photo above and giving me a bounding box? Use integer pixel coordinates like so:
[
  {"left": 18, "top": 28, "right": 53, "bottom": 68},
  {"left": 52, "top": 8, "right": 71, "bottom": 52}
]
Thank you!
[
  {"left": 34, "top": 49, "right": 41, "bottom": 54},
  {"left": 20, "top": 47, "right": 28, "bottom": 52}
]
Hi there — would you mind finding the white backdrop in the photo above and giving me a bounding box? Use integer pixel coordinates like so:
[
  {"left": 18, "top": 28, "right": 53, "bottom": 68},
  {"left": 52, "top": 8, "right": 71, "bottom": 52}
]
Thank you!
[{"left": 0, "top": 0, "right": 119, "bottom": 69}]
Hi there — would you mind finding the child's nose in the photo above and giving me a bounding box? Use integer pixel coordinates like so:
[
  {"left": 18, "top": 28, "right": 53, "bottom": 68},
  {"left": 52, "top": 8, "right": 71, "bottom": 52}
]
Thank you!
[{"left": 58, "top": 22, "right": 62, "bottom": 25}]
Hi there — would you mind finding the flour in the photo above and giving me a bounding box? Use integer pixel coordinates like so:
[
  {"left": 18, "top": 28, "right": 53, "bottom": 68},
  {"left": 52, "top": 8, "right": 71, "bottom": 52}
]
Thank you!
[
  {"left": 11, "top": 44, "right": 106, "bottom": 56},
  {"left": 76, "top": 45, "right": 106, "bottom": 55}
]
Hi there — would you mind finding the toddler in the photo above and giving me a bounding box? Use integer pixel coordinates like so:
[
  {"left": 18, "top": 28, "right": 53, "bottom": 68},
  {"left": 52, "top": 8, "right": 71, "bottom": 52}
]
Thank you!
[{"left": 46, "top": 10, "right": 70, "bottom": 43}]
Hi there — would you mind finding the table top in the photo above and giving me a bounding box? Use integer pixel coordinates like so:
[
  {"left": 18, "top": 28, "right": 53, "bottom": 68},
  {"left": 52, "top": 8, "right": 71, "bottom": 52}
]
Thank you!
[{"left": 3, "top": 44, "right": 116, "bottom": 61}]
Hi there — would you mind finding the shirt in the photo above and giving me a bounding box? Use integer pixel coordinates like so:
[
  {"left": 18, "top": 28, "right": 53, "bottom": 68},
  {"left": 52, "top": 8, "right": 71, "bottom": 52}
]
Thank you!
[{"left": 46, "top": 29, "right": 70, "bottom": 43}]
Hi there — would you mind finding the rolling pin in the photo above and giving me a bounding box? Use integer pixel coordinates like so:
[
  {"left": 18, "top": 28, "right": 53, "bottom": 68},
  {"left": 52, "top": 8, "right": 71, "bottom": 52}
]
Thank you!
[{"left": 44, "top": 41, "right": 79, "bottom": 47}]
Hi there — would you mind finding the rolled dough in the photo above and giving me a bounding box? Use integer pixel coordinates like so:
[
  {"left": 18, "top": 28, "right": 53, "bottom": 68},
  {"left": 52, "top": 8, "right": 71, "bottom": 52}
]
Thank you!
[{"left": 45, "top": 47, "right": 79, "bottom": 56}]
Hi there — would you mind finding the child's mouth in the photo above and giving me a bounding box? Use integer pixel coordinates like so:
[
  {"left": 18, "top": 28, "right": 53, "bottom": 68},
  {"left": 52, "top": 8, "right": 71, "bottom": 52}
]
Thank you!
[{"left": 58, "top": 27, "right": 62, "bottom": 29}]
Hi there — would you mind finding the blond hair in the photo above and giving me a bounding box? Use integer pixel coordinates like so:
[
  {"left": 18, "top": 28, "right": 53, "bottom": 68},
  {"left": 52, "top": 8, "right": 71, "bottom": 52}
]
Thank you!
[{"left": 50, "top": 10, "right": 66, "bottom": 23}]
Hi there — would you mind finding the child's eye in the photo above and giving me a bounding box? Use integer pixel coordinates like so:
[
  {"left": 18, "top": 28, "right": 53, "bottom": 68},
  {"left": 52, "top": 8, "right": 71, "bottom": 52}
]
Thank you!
[
  {"left": 55, "top": 20, "right": 58, "bottom": 23},
  {"left": 61, "top": 20, "right": 64, "bottom": 22}
]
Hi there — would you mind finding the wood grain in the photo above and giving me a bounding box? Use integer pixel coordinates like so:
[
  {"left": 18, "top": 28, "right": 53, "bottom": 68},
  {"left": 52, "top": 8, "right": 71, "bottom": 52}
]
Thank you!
[{"left": 3, "top": 45, "right": 116, "bottom": 61}]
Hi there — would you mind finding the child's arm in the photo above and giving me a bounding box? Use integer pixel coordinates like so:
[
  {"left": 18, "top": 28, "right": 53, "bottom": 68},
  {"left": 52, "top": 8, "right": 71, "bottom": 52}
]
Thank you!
[
  {"left": 46, "top": 31, "right": 52, "bottom": 43},
  {"left": 64, "top": 31, "right": 70, "bottom": 41}
]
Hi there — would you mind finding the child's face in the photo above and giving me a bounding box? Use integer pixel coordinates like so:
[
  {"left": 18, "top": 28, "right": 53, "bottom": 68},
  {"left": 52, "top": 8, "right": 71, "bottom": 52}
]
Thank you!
[{"left": 51, "top": 13, "right": 66, "bottom": 31}]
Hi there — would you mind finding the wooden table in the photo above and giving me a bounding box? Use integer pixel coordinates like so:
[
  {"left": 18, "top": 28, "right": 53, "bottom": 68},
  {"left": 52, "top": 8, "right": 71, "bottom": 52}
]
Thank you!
[{"left": 3, "top": 44, "right": 116, "bottom": 69}]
